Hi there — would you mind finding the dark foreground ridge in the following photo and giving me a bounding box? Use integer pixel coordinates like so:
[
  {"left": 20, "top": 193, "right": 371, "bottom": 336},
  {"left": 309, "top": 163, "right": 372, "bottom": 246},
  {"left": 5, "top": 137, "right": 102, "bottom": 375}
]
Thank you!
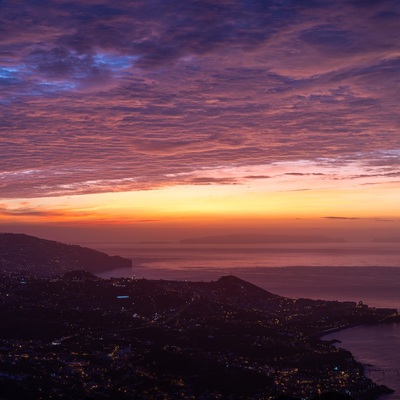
[
  {"left": 0, "top": 268, "right": 398, "bottom": 399},
  {"left": 0, "top": 233, "right": 132, "bottom": 274}
]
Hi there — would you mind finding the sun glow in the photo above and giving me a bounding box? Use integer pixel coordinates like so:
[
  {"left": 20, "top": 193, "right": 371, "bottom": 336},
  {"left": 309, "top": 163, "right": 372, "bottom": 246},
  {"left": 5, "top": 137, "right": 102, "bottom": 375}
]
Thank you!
[{"left": 2, "top": 177, "right": 400, "bottom": 226}]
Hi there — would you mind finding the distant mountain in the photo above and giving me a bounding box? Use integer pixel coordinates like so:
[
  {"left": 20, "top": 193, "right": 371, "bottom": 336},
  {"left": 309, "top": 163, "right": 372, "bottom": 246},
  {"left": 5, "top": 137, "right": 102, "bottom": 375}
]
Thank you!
[
  {"left": 372, "top": 237, "right": 400, "bottom": 243},
  {"left": 0, "top": 233, "right": 132, "bottom": 276},
  {"left": 139, "top": 241, "right": 171, "bottom": 244},
  {"left": 180, "top": 234, "right": 346, "bottom": 244}
]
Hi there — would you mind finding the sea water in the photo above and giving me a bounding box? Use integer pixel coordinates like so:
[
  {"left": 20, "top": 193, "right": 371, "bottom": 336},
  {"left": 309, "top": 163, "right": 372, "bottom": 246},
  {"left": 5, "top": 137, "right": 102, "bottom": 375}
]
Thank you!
[
  {"left": 91, "top": 242, "right": 400, "bottom": 308},
  {"left": 89, "top": 241, "right": 400, "bottom": 398},
  {"left": 90, "top": 242, "right": 400, "bottom": 271},
  {"left": 323, "top": 324, "right": 400, "bottom": 399}
]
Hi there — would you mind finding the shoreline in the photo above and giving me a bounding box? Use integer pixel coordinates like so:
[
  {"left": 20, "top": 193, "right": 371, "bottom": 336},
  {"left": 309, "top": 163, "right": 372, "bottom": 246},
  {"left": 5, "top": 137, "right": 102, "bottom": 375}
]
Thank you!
[
  {"left": 96, "top": 272, "right": 400, "bottom": 399},
  {"left": 321, "top": 323, "right": 397, "bottom": 399},
  {"left": 96, "top": 265, "right": 400, "bottom": 311}
]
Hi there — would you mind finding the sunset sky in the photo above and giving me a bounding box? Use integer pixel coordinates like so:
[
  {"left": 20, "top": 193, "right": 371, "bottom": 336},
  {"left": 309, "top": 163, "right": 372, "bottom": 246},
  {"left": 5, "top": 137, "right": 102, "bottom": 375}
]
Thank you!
[{"left": 1, "top": 0, "right": 400, "bottom": 243}]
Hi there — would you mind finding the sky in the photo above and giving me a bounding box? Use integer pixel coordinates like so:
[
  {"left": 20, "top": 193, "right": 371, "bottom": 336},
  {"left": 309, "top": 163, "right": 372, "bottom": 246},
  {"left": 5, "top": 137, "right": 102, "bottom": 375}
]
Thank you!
[{"left": 1, "top": 0, "right": 400, "bottom": 243}]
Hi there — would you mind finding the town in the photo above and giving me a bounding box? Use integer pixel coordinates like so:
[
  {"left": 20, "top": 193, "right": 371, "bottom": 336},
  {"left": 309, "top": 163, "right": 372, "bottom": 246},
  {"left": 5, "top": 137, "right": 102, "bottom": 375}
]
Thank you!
[{"left": 0, "top": 270, "right": 397, "bottom": 399}]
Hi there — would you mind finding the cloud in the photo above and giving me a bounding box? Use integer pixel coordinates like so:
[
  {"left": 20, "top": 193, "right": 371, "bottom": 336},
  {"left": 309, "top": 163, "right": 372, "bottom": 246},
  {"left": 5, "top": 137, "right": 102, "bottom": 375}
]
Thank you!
[
  {"left": 279, "top": 188, "right": 311, "bottom": 192},
  {"left": 243, "top": 175, "right": 271, "bottom": 179},
  {"left": 0, "top": 0, "right": 399, "bottom": 199},
  {"left": 284, "top": 172, "right": 326, "bottom": 176},
  {"left": 0, "top": 204, "right": 92, "bottom": 219},
  {"left": 323, "top": 216, "right": 361, "bottom": 220},
  {"left": 188, "top": 177, "right": 239, "bottom": 185}
]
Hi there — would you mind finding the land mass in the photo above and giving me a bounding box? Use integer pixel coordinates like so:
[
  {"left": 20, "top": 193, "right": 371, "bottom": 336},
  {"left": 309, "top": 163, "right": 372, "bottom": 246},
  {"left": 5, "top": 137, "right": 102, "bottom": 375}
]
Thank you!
[
  {"left": 180, "top": 234, "right": 346, "bottom": 244},
  {"left": 0, "top": 233, "right": 132, "bottom": 275},
  {"left": 372, "top": 236, "right": 400, "bottom": 243},
  {"left": 0, "top": 234, "right": 397, "bottom": 399},
  {"left": 0, "top": 273, "right": 397, "bottom": 399}
]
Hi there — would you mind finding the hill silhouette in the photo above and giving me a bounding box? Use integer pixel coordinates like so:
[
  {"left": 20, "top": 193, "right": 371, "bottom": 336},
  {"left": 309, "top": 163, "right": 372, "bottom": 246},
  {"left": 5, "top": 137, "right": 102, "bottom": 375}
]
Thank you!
[
  {"left": 214, "top": 275, "right": 279, "bottom": 300},
  {"left": 0, "top": 233, "right": 132, "bottom": 276}
]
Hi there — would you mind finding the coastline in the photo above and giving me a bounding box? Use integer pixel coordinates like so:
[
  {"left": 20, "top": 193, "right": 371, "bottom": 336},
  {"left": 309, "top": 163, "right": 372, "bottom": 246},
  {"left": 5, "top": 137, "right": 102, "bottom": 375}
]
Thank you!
[
  {"left": 319, "top": 322, "right": 367, "bottom": 338},
  {"left": 96, "top": 268, "right": 400, "bottom": 400},
  {"left": 319, "top": 315, "right": 400, "bottom": 339},
  {"left": 321, "top": 323, "right": 399, "bottom": 399}
]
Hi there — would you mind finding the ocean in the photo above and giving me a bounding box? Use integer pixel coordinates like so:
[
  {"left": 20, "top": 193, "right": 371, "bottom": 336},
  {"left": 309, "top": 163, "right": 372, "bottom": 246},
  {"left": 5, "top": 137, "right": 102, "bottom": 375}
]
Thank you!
[
  {"left": 90, "top": 242, "right": 400, "bottom": 309},
  {"left": 89, "top": 241, "right": 400, "bottom": 398},
  {"left": 323, "top": 324, "right": 400, "bottom": 400}
]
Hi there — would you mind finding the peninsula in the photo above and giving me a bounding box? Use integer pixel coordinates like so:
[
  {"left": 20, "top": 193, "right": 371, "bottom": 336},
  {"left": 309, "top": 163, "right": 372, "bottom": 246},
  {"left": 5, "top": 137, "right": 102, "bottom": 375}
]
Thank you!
[
  {"left": 0, "top": 233, "right": 132, "bottom": 275},
  {"left": 0, "top": 234, "right": 397, "bottom": 399}
]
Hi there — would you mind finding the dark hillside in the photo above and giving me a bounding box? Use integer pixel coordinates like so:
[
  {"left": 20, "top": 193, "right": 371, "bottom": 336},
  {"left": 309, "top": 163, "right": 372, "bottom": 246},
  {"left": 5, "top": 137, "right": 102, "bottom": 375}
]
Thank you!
[{"left": 0, "top": 233, "right": 132, "bottom": 276}]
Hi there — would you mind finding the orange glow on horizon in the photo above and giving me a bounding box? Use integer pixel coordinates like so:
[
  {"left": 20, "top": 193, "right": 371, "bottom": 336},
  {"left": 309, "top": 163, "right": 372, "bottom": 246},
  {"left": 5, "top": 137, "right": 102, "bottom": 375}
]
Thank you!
[{"left": 1, "top": 180, "right": 400, "bottom": 226}]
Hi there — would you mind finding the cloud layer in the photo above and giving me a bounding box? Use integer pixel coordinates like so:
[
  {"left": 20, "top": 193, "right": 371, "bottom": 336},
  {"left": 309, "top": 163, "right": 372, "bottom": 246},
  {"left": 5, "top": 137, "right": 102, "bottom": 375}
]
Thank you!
[{"left": 1, "top": 0, "right": 400, "bottom": 199}]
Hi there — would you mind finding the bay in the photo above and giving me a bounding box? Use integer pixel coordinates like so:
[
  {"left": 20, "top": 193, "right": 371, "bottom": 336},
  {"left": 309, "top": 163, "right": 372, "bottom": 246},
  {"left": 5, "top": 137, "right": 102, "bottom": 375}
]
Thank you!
[
  {"left": 323, "top": 324, "right": 400, "bottom": 400},
  {"left": 91, "top": 242, "right": 400, "bottom": 309},
  {"left": 90, "top": 242, "right": 400, "bottom": 270},
  {"left": 90, "top": 241, "right": 400, "bottom": 398}
]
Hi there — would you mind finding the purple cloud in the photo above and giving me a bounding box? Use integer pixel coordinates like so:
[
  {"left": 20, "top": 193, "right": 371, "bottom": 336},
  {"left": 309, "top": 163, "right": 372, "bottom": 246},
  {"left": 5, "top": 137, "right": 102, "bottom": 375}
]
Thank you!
[{"left": 0, "top": 0, "right": 399, "bottom": 199}]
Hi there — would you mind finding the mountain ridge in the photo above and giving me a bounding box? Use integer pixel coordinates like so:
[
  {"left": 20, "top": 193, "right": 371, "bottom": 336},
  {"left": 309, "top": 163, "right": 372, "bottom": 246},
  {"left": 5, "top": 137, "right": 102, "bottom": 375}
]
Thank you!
[{"left": 0, "top": 233, "right": 132, "bottom": 276}]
